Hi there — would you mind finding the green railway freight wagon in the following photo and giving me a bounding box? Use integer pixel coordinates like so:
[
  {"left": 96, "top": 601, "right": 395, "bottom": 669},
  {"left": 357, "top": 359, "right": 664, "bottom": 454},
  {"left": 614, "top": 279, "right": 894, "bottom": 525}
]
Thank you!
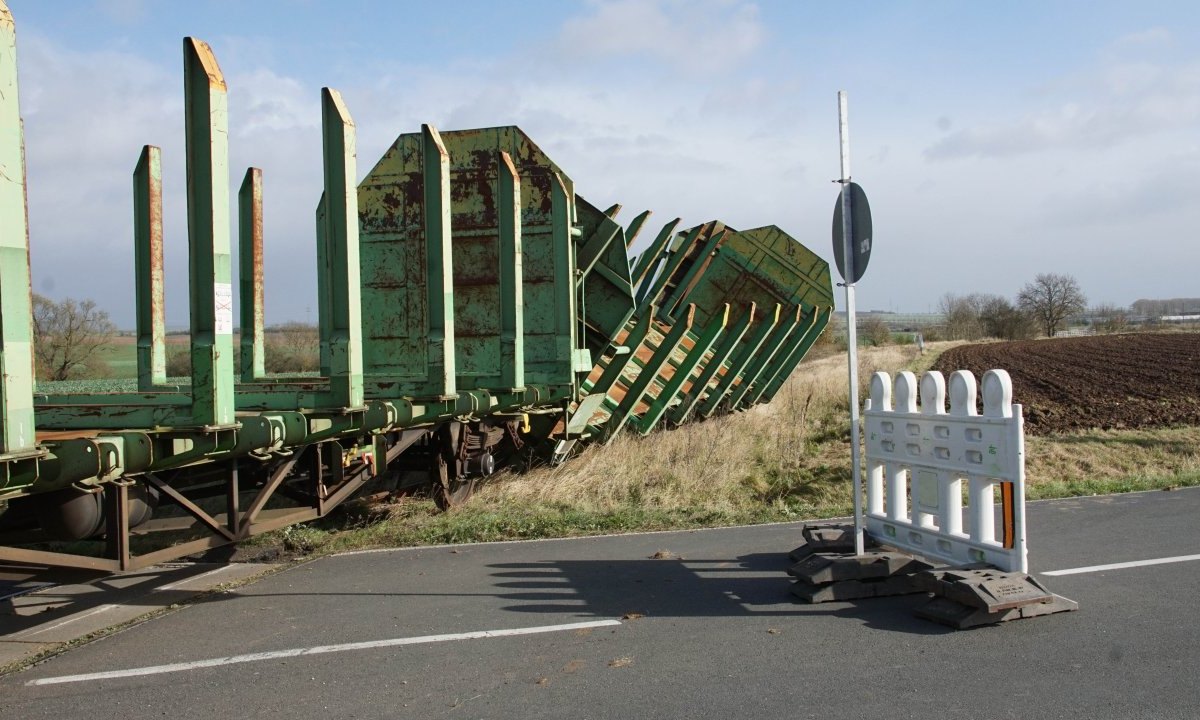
[{"left": 0, "top": 4, "right": 832, "bottom": 572}]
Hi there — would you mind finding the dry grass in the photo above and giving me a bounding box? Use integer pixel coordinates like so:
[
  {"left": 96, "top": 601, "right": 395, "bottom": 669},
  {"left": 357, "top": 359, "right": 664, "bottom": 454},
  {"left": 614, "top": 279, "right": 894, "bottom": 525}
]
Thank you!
[
  {"left": 1026, "top": 427, "right": 1200, "bottom": 494},
  {"left": 472, "top": 343, "right": 942, "bottom": 519},
  {"left": 238, "top": 339, "right": 1199, "bottom": 557}
]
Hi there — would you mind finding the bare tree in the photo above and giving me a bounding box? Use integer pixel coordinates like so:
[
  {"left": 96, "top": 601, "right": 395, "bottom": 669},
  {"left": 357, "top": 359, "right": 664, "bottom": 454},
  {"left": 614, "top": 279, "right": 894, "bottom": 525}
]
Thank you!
[
  {"left": 265, "top": 322, "right": 320, "bottom": 374},
  {"left": 978, "top": 295, "right": 1036, "bottom": 340},
  {"left": 32, "top": 294, "right": 117, "bottom": 380},
  {"left": 1017, "top": 273, "right": 1087, "bottom": 337},
  {"left": 1090, "top": 304, "right": 1130, "bottom": 334},
  {"left": 937, "top": 293, "right": 985, "bottom": 340}
]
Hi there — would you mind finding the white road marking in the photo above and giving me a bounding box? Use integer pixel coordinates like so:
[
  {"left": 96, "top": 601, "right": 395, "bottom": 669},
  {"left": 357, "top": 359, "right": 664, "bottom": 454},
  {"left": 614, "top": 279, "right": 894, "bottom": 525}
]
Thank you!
[
  {"left": 1043, "top": 553, "right": 1200, "bottom": 576},
  {"left": 11, "top": 604, "right": 117, "bottom": 640},
  {"left": 26, "top": 619, "right": 622, "bottom": 686}
]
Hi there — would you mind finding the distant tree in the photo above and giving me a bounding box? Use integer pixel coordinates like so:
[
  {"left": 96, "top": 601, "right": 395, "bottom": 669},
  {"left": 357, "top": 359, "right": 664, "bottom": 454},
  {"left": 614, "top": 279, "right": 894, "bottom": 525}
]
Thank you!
[
  {"left": 1017, "top": 273, "right": 1087, "bottom": 337},
  {"left": 265, "top": 322, "right": 320, "bottom": 374},
  {"left": 32, "top": 294, "right": 117, "bottom": 380},
  {"left": 979, "top": 295, "right": 1036, "bottom": 340},
  {"left": 1091, "top": 304, "right": 1130, "bottom": 334},
  {"left": 937, "top": 293, "right": 985, "bottom": 340},
  {"left": 861, "top": 316, "right": 892, "bottom": 346}
]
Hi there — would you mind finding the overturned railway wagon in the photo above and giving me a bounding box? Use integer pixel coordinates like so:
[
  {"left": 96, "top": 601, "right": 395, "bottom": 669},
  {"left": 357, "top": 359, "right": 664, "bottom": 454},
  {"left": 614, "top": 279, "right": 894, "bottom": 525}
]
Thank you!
[{"left": 0, "top": 5, "right": 833, "bottom": 571}]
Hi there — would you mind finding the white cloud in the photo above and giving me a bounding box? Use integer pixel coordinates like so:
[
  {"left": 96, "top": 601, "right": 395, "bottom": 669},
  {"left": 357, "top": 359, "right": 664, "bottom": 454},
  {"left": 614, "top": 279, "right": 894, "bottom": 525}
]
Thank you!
[
  {"left": 555, "top": 0, "right": 766, "bottom": 75},
  {"left": 926, "top": 47, "right": 1200, "bottom": 161}
]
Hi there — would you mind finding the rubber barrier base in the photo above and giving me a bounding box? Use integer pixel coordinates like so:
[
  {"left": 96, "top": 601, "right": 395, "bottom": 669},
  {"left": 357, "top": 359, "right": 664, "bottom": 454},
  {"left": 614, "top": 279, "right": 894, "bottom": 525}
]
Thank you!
[
  {"left": 787, "top": 550, "right": 933, "bottom": 604},
  {"left": 788, "top": 523, "right": 878, "bottom": 563},
  {"left": 913, "top": 567, "right": 1079, "bottom": 629}
]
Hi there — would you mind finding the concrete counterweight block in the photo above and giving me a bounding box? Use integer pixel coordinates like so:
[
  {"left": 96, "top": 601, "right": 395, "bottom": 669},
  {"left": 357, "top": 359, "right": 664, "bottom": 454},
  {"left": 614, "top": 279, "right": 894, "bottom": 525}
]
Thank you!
[
  {"left": 913, "top": 567, "right": 1079, "bottom": 629},
  {"left": 787, "top": 550, "right": 933, "bottom": 604}
]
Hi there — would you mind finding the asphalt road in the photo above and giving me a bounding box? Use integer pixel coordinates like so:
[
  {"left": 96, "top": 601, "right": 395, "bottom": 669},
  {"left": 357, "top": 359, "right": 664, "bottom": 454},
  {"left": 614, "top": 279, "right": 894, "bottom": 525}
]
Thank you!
[{"left": 2, "top": 488, "right": 1198, "bottom": 720}]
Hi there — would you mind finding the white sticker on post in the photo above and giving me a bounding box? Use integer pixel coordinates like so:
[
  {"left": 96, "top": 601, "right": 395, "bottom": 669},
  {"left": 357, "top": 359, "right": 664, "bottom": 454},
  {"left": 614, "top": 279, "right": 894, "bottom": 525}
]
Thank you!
[{"left": 214, "top": 283, "right": 233, "bottom": 334}]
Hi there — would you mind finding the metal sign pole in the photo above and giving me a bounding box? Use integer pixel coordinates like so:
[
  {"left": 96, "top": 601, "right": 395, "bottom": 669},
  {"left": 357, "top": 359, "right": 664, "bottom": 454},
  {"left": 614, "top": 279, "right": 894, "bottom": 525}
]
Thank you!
[{"left": 838, "top": 91, "right": 865, "bottom": 556}]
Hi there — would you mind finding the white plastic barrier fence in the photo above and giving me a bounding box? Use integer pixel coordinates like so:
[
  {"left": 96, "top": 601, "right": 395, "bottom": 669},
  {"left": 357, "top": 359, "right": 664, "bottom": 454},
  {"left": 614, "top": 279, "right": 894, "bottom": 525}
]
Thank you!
[{"left": 863, "top": 369, "right": 1027, "bottom": 573}]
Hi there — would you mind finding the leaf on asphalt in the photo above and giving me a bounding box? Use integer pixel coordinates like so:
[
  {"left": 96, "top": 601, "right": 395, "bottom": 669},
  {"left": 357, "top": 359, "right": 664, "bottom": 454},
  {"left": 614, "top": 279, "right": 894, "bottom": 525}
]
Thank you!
[
  {"left": 608, "top": 657, "right": 634, "bottom": 668},
  {"left": 767, "top": 628, "right": 781, "bottom": 635},
  {"left": 650, "top": 550, "right": 678, "bottom": 559},
  {"left": 622, "top": 612, "right": 645, "bottom": 620}
]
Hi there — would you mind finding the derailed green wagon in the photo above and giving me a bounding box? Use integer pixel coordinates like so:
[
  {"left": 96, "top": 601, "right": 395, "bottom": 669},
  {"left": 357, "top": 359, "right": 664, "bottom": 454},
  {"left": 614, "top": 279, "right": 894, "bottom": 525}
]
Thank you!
[{"left": 0, "top": 3, "right": 833, "bottom": 571}]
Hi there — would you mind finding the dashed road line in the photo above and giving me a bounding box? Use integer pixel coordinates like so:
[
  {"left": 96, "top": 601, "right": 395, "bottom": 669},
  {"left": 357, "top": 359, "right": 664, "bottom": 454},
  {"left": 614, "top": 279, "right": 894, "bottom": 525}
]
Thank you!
[{"left": 1044, "top": 553, "right": 1200, "bottom": 576}]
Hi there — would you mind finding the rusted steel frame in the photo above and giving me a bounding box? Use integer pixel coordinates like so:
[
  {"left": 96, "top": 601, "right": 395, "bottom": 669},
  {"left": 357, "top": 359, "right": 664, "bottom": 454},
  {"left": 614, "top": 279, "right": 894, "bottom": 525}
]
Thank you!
[
  {"left": 236, "top": 452, "right": 302, "bottom": 537},
  {"left": 103, "top": 483, "right": 131, "bottom": 571},
  {"left": 741, "top": 307, "right": 818, "bottom": 408},
  {"left": 423, "top": 124, "right": 456, "bottom": 397},
  {"left": 242, "top": 508, "right": 319, "bottom": 536},
  {"left": 226, "top": 466, "right": 240, "bottom": 535},
  {"left": 498, "top": 151, "right": 524, "bottom": 390},
  {"left": 134, "top": 145, "right": 167, "bottom": 390},
  {"left": 624, "top": 210, "right": 651, "bottom": 250},
  {"left": 635, "top": 304, "right": 729, "bottom": 435},
  {"left": 604, "top": 306, "right": 696, "bottom": 442},
  {"left": 145, "top": 472, "right": 236, "bottom": 541},
  {"left": 183, "top": 37, "right": 235, "bottom": 427},
  {"left": 756, "top": 307, "right": 832, "bottom": 404},
  {"left": 126, "top": 535, "right": 228, "bottom": 571},
  {"left": 637, "top": 225, "right": 701, "bottom": 314},
  {"left": 321, "top": 88, "right": 364, "bottom": 409},
  {"left": 658, "top": 225, "right": 727, "bottom": 322},
  {"left": 238, "top": 167, "right": 265, "bottom": 382},
  {"left": 666, "top": 303, "right": 756, "bottom": 425},
  {"left": 0, "top": 2, "right": 38, "bottom": 460},
  {"left": 318, "top": 462, "right": 371, "bottom": 517},
  {"left": 315, "top": 193, "right": 331, "bottom": 374},
  {"left": 630, "top": 218, "right": 680, "bottom": 294},
  {"left": 726, "top": 304, "right": 802, "bottom": 409},
  {"left": 0, "top": 546, "right": 119, "bottom": 572},
  {"left": 697, "top": 304, "right": 783, "bottom": 419},
  {"left": 550, "top": 172, "right": 581, "bottom": 375}
]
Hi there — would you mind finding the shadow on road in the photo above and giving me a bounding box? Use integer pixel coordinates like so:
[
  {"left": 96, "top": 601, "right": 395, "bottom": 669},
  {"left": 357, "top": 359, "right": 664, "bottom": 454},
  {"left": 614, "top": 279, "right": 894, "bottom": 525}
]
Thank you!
[{"left": 484, "top": 552, "right": 948, "bottom": 635}]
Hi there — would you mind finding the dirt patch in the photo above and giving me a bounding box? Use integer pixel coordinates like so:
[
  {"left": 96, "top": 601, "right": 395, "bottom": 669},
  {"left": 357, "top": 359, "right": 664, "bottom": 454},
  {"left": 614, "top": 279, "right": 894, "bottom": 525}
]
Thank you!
[{"left": 931, "top": 333, "right": 1200, "bottom": 435}]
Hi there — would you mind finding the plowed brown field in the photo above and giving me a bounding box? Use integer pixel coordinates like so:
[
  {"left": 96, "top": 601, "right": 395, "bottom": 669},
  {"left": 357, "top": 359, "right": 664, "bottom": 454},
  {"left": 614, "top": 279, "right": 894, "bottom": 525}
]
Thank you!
[{"left": 931, "top": 333, "right": 1200, "bottom": 435}]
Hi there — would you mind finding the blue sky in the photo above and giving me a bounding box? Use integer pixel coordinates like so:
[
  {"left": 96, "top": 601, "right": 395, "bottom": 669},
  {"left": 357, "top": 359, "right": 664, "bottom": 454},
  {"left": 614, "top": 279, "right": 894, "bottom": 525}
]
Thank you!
[{"left": 9, "top": 0, "right": 1200, "bottom": 327}]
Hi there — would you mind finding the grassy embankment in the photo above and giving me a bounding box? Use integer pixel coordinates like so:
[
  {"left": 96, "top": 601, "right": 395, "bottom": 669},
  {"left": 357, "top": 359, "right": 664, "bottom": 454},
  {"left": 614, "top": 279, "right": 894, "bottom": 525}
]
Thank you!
[{"left": 246, "top": 340, "right": 1200, "bottom": 558}]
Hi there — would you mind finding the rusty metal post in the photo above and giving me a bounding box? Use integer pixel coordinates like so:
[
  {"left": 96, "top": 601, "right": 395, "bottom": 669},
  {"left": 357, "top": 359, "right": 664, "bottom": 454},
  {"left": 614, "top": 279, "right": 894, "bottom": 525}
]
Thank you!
[
  {"left": 697, "top": 304, "right": 782, "bottom": 419},
  {"left": 605, "top": 305, "right": 697, "bottom": 442},
  {"left": 638, "top": 225, "right": 701, "bottom": 313},
  {"left": 133, "top": 145, "right": 167, "bottom": 389},
  {"left": 183, "top": 38, "right": 235, "bottom": 427},
  {"left": 635, "top": 303, "right": 729, "bottom": 434},
  {"left": 550, "top": 172, "right": 580, "bottom": 378},
  {"left": 423, "top": 124, "right": 455, "bottom": 397},
  {"left": 726, "top": 304, "right": 802, "bottom": 409},
  {"left": 756, "top": 307, "right": 832, "bottom": 404},
  {"left": 743, "top": 307, "right": 819, "bottom": 407},
  {"left": 238, "top": 167, "right": 265, "bottom": 382},
  {"left": 0, "top": 2, "right": 37, "bottom": 460},
  {"left": 630, "top": 218, "right": 680, "bottom": 295},
  {"left": 314, "top": 192, "right": 331, "bottom": 375},
  {"left": 667, "top": 303, "right": 756, "bottom": 425},
  {"left": 497, "top": 151, "right": 524, "bottom": 390},
  {"left": 321, "top": 88, "right": 364, "bottom": 409},
  {"left": 104, "top": 485, "right": 131, "bottom": 571},
  {"left": 658, "top": 224, "right": 726, "bottom": 322},
  {"left": 623, "top": 210, "right": 651, "bottom": 250}
]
